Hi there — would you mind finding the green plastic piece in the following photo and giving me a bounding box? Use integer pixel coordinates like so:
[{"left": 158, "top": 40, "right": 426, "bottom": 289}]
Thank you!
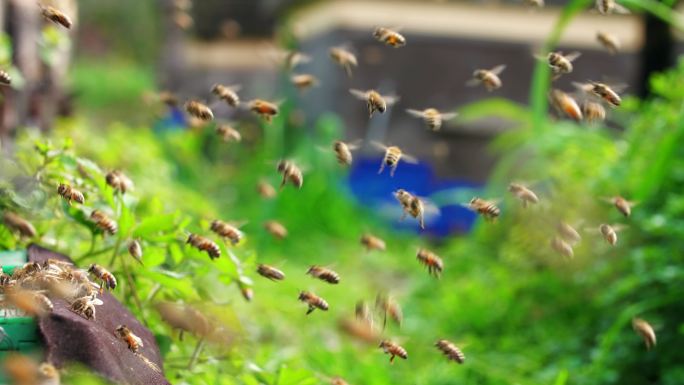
[{"left": 0, "top": 249, "right": 27, "bottom": 275}]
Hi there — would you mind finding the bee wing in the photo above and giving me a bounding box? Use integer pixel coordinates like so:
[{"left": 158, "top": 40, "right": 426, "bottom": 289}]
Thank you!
[
  {"left": 370, "top": 141, "right": 388, "bottom": 151},
  {"left": 346, "top": 139, "right": 363, "bottom": 150},
  {"left": 92, "top": 298, "right": 104, "bottom": 306},
  {"left": 465, "top": 78, "right": 482, "bottom": 87},
  {"left": 405, "top": 109, "right": 425, "bottom": 118},
  {"left": 489, "top": 64, "right": 506, "bottom": 75},
  {"left": 349, "top": 89, "right": 368, "bottom": 100},
  {"left": 613, "top": 2, "right": 631, "bottom": 13},
  {"left": 401, "top": 153, "right": 419, "bottom": 164},
  {"left": 612, "top": 224, "right": 628, "bottom": 232},
  {"left": 226, "top": 84, "right": 242, "bottom": 92},
  {"left": 572, "top": 82, "right": 592, "bottom": 93},
  {"left": 133, "top": 334, "right": 144, "bottom": 347},
  {"left": 383, "top": 95, "right": 399, "bottom": 106},
  {"left": 565, "top": 51, "right": 582, "bottom": 62},
  {"left": 440, "top": 112, "right": 458, "bottom": 121},
  {"left": 420, "top": 198, "right": 441, "bottom": 219}
]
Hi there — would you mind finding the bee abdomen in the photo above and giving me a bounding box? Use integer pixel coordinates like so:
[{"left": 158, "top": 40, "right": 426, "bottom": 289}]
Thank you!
[{"left": 0, "top": 70, "right": 11, "bottom": 85}]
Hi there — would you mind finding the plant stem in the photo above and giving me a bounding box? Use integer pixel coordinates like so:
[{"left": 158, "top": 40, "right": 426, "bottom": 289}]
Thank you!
[
  {"left": 187, "top": 338, "right": 205, "bottom": 371},
  {"left": 119, "top": 252, "right": 147, "bottom": 326},
  {"left": 107, "top": 237, "right": 122, "bottom": 267},
  {"left": 145, "top": 283, "right": 162, "bottom": 304}
]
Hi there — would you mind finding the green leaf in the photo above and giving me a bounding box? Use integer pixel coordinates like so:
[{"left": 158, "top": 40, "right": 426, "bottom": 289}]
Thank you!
[{"left": 133, "top": 212, "right": 179, "bottom": 238}]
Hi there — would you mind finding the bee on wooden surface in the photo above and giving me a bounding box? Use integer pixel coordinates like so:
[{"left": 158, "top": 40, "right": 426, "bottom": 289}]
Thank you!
[
  {"left": 70, "top": 294, "right": 103, "bottom": 320},
  {"left": 332, "top": 140, "right": 360, "bottom": 166},
  {"left": 557, "top": 221, "right": 582, "bottom": 244},
  {"left": 349, "top": 89, "right": 398, "bottom": 118},
  {"left": 375, "top": 293, "right": 402, "bottom": 328},
  {"left": 544, "top": 51, "right": 581, "bottom": 77},
  {"left": 416, "top": 249, "right": 444, "bottom": 278},
  {"left": 379, "top": 340, "right": 407, "bottom": 363},
  {"left": 2, "top": 212, "right": 36, "bottom": 238},
  {"left": 57, "top": 183, "right": 84, "bottom": 205},
  {"left": 372, "top": 142, "right": 418, "bottom": 177},
  {"left": 0, "top": 70, "right": 11, "bottom": 85},
  {"left": 596, "top": 0, "right": 630, "bottom": 14},
  {"left": 361, "top": 233, "right": 386, "bottom": 251},
  {"left": 128, "top": 240, "right": 143, "bottom": 264},
  {"left": 105, "top": 170, "right": 133, "bottom": 194},
  {"left": 276, "top": 160, "right": 303, "bottom": 189},
  {"left": 467, "top": 65, "right": 506, "bottom": 91},
  {"left": 264, "top": 220, "right": 288, "bottom": 239},
  {"left": 373, "top": 27, "right": 406, "bottom": 48},
  {"left": 40, "top": 5, "right": 72, "bottom": 29},
  {"left": 466, "top": 197, "right": 501, "bottom": 221},
  {"left": 597, "top": 32, "right": 620, "bottom": 54},
  {"left": 6, "top": 289, "right": 53, "bottom": 317},
  {"left": 573, "top": 82, "right": 624, "bottom": 107},
  {"left": 210, "top": 220, "right": 244, "bottom": 245},
  {"left": 116, "top": 325, "right": 144, "bottom": 353},
  {"left": 298, "top": 291, "right": 329, "bottom": 315},
  {"left": 329, "top": 46, "right": 358, "bottom": 77},
  {"left": 550, "top": 236, "right": 574, "bottom": 259},
  {"left": 435, "top": 340, "right": 465, "bottom": 364},
  {"left": 88, "top": 264, "right": 116, "bottom": 291},
  {"left": 291, "top": 74, "right": 319, "bottom": 91},
  {"left": 90, "top": 210, "right": 118, "bottom": 235},
  {"left": 549, "top": 89, "right": 583, "bottom": 121},
  {"left": 307, "top": 266, "right": 340, "bottom": 284},
  {"left": 256, "top": 264, "right": 285, "bottom": 281},
  {"left": 582, "top": 100, "right": 606, "bottom": 123},
  {"left": 257, "top": 180, "right": 277, "bottom": 199},
  {"left": 394, "top": 189, "right": 435, "bottom": 229},
  {"left": 598, "top": 224, "right": 624, "bottom": 246},
  {"left": 211, "top": 84, "right": 241, "bottom": 107},
  {"left": 247, "top": 99, "right": 279, "bottom": 123},
  {"left": 405, "top": 108, "right": 458, "bottom": 131},
  {"left": 187, "top": 233, "right": 221, "bottom": 259},
  {"left": 11, "top": 262, "right": 42, "bottom": 281},
  {"left": 632, "top": 318, "right": 656, "bottom": 350},
  {"left": 508, "top": 183, "right": 539, "bottom": 208},
  {"left": 185, "top": 100, "right": 214, "bottom": 121},
  {"left": 216, "top": 124, "right": 241, "bottom": 143}
]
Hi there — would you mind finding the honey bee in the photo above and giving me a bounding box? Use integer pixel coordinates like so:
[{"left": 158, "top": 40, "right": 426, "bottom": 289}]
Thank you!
[
  {"left": 435, "top": 340, "right": 465, "bottom": 364},
  {"left": 549, "top": 89, "right": 583, "bottom": 121},
  {"left": 632, "top": 318, "right": 656, "bottom": 350},
  {"left": 257, "top": 180, "right": 277, "bottom": 199},
  {"left": 264, "top": 220, "right": 288, "bottom": 239},
  {"left": 508, "top": 183, "right": 539, "bottom": 208},
  {"left": 116, "top": 325, "right": 144, "bottom": 353},
  {"left": 0, "top": 70, "right": 11, "bottom": 85},
  {"left": 238, "top": 282, "right": 254, "bottom": 302},
  {"left": 247, "top": 99, "right": 279, "bottom": 122},
  {"left": 187, "top": 233, "right": 221, "bottom": 259},
  {"left": 416, "top": 249, "right": 444, "bottom": 277},
  {"left": 2, "top": 212, "right": 36, "bottom": 238},
  {"left": 574, "top": 82, "right": 623, "bottom": 107},
  {"left": 466, "top": 197, "right": 501, "bottom": 221},
  {"left": 372, "top": 142, "right": 418, "bottom": 177},
  {"left": 70, "top": 294, "right": 103, "bottom": 320},
  {"left": 375, "top": 293, "right": 402, "bottom": 328},
  {"left": 331, "top": 140, "right": 360, "bottom": 166},
  {"left": 256, "top": 264, "right": 285, "bottom": 281},
  {"left": 603, "top": 196, "right": 636, "bottom": 217},
  {"left": 298, "top": 291, "right": 329, "bottom": 315},
  {"left": 467, "top": 65, "right": 506, "bottom": 91},
  {"left": 276, "top": 160, "right": 303, "bottom": 189},
  {"left": 550, "top": 236, "right": 574, "bottom": 259},
  {"left": 582, "top": 100, "right": 606, "bottom": 123},
  {"left": 90, "top": 210, "right": 118, "bottom": 235},
  {"left": 40, "top": 5, "right": 72, "bottom": 29},
  {"left": 291, "top": 74, "right": 319, "bottom": 91},
  {"left": 38, "top": 362, "right": 60, "bottom": 385},
  {"left": 154, "top": 302, "right": 212, "bottom": 338},
  {"left": 598, "top": 224, "right": 624, "bottom": 246},
  {"left": 329, "top": 46, "right": 358, "bottom": 77},
  {"left": 394, "top": 189, "right": 434, "bottom": 229},
  {"left": 373, "top": 27, "right": 406, "bottom": 48},
  {"left": 88, "top": 264, "right": 117, "bottom": 291},
  {"left": 557, "top": 221, "right": 582, "bottom": 244},
  {"left": 379, "top": 340, "right": 408, "bottom": 363},
  {"left": 216, "top": 124, "right": 241, "bottom": 143},
  {"left": 128, "top": 240, "right": 143, "bottom": 264},
  {"left": 105, "top": 170, "right": 133, "bottom": 194},
  {"left": 361, "top": 233, "right": 386, "bottom": 251},
  {"left": 6, "top": 289, "right": 53, "bottom": 317},
  {"left": 349, "top": 89, "right": 398, "bottom": 118},
  {"left": 545, "top": 51, "right": 581, "bottom": 77},
  {"left": 405, "top": 108, "right": 458, "bottom": 131},
  {"left": 306, "top": 266, "right": 340, "bottom": 284},
  {"left": 57, "top": 183, "right": 84, "bottom": 205},
  {"left": 210, "top": 220, "right": 243, "bottom": 245},
  {"left": 596, "top": 0, "right": 630, "bottom": 14},
  {"left": 185, "top": 100, "right": 214, "bottom": 121},
  {"left": 338, "top": 317, "right": 379, "bottom": 344},
  {"left": 283, "top": 51, "right": 311, "bottom": 71},
  {"left": 211, "top": 84, "right": 241, "bottom": 107},
  {"left": 597, "top": 32, "right": 620, "bottom": 54}
]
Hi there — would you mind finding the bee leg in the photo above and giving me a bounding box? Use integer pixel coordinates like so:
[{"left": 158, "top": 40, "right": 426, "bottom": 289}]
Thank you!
[
  {"left": 390, "top": 354, "right": 395, "bottom": 364},
  {"left": 344, "top": 64, "right": 352, "bottom": 78},
  {"left": 419, "top": 213, "right": 425, "bottom": 229},
  {"left": 522, "top": 200, "right": 528, "bottom": 209},
  {"left": 378, "top": 162, "right": 385, "bottom": 175},
  {"left": 390, "top": 165, "right": 397, "bottom": 177},
  {"left": 280, "top": 176, "right": 287, "bottom": 189},
  {"left": 179, "top": 330, "right": 184, "bottom": 341},
  {"left": 306, "top": 306, "right": 315, "bottom": 315}
]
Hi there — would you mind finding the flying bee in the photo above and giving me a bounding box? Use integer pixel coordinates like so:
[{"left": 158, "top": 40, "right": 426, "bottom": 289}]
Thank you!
[
  {"left": 6, "top": 289, "right": 53, "bottom": 317},
  {"left": 256, "top": 264, "right": 285, "bottom": 281},
  {"left": 372, "top": 142, "right": 418, "bottom": 177},
  {"left": 466, "top": 197, "right": 501, "bottom": 221},
  {"left": 375, "top": 293, "right": 402, "bottom": 328},
  {"left": 105, "top": 170, "right": 133, "bottom": 194},
  {"left": 597, "top": 32, "right": 620, "bottom": 54},
  {"left": 40, "top": 5, "right": 72, "bottom": 29},
  {"left": 379, "top": 340, "right": 408, "bottom": 363},
  {"left": 2, "top": 212, "right": 36, "bottom": 238},
  {"left": 551, "top": 236, "right": 574, "bottom": 259},
  {"left": 264, "top": 220, "right": 288, "bottom": 239},
  {"left": 306, "top": 266, "right": 340, "bottom": 284},
  {"left": 329, "top": 46, "right": 358, "bottom": 77},
  {"left": 632, "top": 318, "right": 656, "bottom": 350},
  {"left": 373, "top": 27, "right": 406, "bottom": 48},
  {"left": 0, "top": 70, "right": 11, "bottom": 85},
  {"left": 185, "top": 100, "right": 214, "bottom": 121},
  {"left": 332, "top": 140, "right": 360, "bottom": 166},
  {"left": 549, "top": 89, "right": 583, "bottom": 121},
  {"left": 116, "top": 325, "right": 144, "bottom": 353},
  {"left": 247, "top": 99, "right": 279, "bottom": 122},
  {"left": 216, "top": 124, "right": 241, "bottom": 143},
  {"left": 508, "top": 183, "right": 539, "bottom": 208},
  {"left": 90, "top": 210, "right": 118, "bottom": 235},
  {"left": 156, "top": 91, "right": 179, "bottom": 106},
  {"left": 435, "top": 340, "right": 466, "bottom": 364},
  {"left": 257, "top": 180, "right": 277, "bottom": 199},
  {"left": 283, "top": 51, "right": 311, "bottom": 71},
  {"left": 405, "top": 108, "right": 458, "bottom": 131},
  {"left": 57, "top": 183, "right": 84, "bottom": 205},
  {"left": 70, "top": 294, "right": 103, "bottom": 320},
  {"left": 211, "top": 84, "right": 241, "bottom": 107},
  {"left": 88, "top": 264, "right": 116, "bottom": 292},
  {"left": 291, "top": 74, "right": 319, "bottom": 91},
  {"left": 582, "top": 100, "right": 606, "bottom": 123},
  {"left": 467, "top": 65, "right": 506, "bottom": 91},
  {"left": 602, "top": 196, "right": 637, "bottom": 217},
  {"left": 210, "top": 220, "right": 243, "bottom": 245},
  {"left": 276, "top": 160, "right": 303, "bottom": 189},
  {"left": 298, "top": 291, "right": 329, "bottom": 315},
  {"left": 128, "top": 240, "right": 143, "bottom": 264},
  {"left": 574, "top": 82, "right": 624, "bottom": 107},
  {"left": 338, "top": 316, "right": 379, "bottom": 344},
  {"left": 416, "top": 249, "right": 444, "bottom": 278},
  {"left": 544, "top": 51, "right": 581, "bottom": 77},
  {"left": 361, "top": 233, "right": 386, "bottom": 251},
  {"left": 349, "top": 89, "right": 398, "bottom": 118},
  {"left": 596, "top": 0, "right": 630, "bottom": 14},
  {"left": 557, "top": 221, "right": 582, "bottom": 244},
  {"left": 597, "top": 224, "right": 625, "bottom": 246},
  {"left": 394, "top": 189, "right": 436, "bottom": 229},
  {"left": 186, "top": 233, "right": 221, "bottom": 259}
]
